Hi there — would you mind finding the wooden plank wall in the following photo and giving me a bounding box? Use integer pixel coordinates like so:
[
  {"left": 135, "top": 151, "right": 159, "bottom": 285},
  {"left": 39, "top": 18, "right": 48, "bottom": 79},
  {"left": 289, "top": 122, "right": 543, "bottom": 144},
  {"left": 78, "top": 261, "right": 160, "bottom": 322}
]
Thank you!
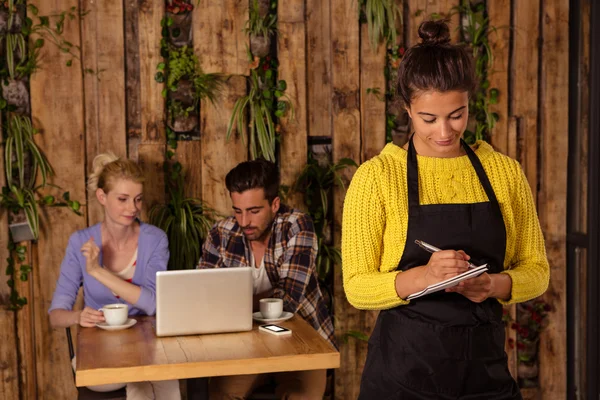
[
  {"left": 29, "top": 2, "right": 87, "bottom": 399},
  {"left": 0, "top": 0, "right": 579, "bottom": 399}
]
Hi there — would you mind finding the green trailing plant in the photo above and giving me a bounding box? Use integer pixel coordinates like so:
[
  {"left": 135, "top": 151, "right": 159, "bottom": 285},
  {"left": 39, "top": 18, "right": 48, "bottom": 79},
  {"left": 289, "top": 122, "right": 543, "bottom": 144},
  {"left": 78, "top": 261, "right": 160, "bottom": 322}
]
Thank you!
[
  {"left": 155, "top": 44, "right": 222, "bottom": 120},
  {"left": 156, "top": 16, "right": 222, "bottom": 136},
  {"left": 244, "top": 0, "right": 277, "bottom": 38},
  {"left": 359, "top": 0, "right": 402, "bottom": 49},
  {"left": 1, "top": 114, "right": 81, "bottom": 237},
  {"left": 1, "top": 3, "right": 84, "bottom": 311},
  {"left": 293, "top": 154, "right": 357, "bottom": 283},
  {"left": 5, "top": 241, "right": 29, "bottom": 310},
  {"left": 227, "top": 62, "right": 293, "bottom": 162},
  {"left": 226, "top": 1, "right": 292, "bottom": 162},
  {"left": 149, "top": 157, "right": 219, "bottom": 270},
  {"left": 454, "top": 2, "right": 499, "bottom": 144}
]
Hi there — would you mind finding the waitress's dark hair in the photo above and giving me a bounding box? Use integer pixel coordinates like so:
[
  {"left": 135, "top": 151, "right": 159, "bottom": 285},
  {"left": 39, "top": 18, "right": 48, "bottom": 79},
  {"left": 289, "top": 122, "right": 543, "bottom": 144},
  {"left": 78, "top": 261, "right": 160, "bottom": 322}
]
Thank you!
[{"left": 398, "top": 19, "right": 476, "bottom": 106}]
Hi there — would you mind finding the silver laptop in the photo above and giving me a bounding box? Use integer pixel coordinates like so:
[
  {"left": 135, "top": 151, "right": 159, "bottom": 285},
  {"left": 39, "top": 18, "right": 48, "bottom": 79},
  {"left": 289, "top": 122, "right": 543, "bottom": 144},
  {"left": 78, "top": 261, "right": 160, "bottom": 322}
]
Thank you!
[{"left": 155, "top": 267, "right": 253, "bottom": 337}]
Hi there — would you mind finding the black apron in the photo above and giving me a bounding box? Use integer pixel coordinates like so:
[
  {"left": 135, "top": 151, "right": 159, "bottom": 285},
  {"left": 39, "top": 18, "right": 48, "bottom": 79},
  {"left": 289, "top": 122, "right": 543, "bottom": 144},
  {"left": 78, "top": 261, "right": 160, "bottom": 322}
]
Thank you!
[{"left": 358, "top": 138, "right": 521, "bottom": 400}]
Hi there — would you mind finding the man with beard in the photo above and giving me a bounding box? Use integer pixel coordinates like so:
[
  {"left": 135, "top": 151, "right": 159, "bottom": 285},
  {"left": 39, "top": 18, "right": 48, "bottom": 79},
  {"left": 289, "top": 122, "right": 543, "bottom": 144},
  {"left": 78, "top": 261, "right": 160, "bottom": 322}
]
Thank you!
[{"left": 198, "top": 158, "right": 335, "bottom": 400}]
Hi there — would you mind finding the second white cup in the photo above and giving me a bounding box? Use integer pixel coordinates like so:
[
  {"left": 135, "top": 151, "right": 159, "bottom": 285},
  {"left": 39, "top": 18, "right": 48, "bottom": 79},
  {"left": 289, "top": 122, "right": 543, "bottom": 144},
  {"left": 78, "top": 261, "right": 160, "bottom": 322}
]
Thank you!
[
  {"left": 259, "top": 298, "right": 283, "bottom": 320},
  {"left": 100, "top": 303, "right": 128, "bottom": 326}
]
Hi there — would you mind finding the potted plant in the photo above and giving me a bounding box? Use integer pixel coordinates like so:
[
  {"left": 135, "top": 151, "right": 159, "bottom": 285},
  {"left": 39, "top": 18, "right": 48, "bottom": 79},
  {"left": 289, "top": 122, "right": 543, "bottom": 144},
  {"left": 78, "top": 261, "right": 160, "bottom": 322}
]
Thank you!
[
  {"left": 244, "top": 0, "right": 277, "bottom": 58},
  {"left": 156, "top": 43, "right": 222, "bottom": 135},
  {"left": 1, "top": 114, "right": 82, "bottom": 241},
  {"left": 149, "top": 159, "right": 219, "bottom": 270},
  {"left": 359, "top": 0, "right": 402, "bottom": 49},
  {"left": 165, "top": 0, "right": 193, "bottom": 48},
  {"left": 226, "top": 59, "right": 292, "bottom": 162},
  {"left": 292, "top": 152, "right": 357, "bottom": 308}
]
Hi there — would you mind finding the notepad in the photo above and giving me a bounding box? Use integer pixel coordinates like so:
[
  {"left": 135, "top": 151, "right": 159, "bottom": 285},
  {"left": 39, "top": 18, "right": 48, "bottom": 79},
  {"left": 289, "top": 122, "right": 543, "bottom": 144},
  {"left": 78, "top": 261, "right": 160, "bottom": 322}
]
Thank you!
[{"left": 406, "top": 264, "right": 489, "bottom": 300}]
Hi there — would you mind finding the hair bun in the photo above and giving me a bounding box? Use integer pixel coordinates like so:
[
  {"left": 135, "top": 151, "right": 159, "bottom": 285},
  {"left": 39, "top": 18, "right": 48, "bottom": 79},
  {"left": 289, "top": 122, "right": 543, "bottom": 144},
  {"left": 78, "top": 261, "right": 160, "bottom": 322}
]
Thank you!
[{"left": 418, "top": 20, "right": 451, "bottom": 46}]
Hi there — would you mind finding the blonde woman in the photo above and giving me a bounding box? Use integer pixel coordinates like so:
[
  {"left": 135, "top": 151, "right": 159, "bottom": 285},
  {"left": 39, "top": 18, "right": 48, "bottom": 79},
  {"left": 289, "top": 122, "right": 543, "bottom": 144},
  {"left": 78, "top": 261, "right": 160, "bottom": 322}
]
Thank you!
[{"left": 49, "top": 152, "right": 180, "bottom": 399}]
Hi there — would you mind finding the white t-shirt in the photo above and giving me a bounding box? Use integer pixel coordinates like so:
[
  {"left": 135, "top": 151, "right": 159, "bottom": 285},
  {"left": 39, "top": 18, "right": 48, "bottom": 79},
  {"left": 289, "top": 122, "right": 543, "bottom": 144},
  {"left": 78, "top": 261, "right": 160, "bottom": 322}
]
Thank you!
[{"left": 250, "top": 253, "right": 273, "bottom": 295}]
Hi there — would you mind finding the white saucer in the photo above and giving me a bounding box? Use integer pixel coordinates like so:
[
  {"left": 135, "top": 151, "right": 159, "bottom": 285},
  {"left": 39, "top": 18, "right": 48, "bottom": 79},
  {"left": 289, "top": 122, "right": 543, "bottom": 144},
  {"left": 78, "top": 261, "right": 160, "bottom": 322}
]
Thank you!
[
  {"left": 96, "top": 318, "right": 137, "bottom": 331},
  {"left": 252, "top": 311, "right": 294, "bottom": 323}
]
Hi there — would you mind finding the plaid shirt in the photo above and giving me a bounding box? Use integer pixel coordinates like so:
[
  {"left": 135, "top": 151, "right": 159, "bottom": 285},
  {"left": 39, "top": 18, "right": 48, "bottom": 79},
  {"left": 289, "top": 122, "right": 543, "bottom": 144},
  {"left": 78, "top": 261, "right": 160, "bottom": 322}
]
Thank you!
[{"left": 198, "top": 204, "right": 336, "bottom": 347}]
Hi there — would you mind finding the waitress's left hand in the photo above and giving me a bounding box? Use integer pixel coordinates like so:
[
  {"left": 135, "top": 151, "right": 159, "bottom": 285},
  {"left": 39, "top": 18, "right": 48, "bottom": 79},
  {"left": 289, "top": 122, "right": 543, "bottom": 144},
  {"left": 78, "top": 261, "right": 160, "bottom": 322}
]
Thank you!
[{"left": 446, "top": 273, "right": 493, "bottom": 303}]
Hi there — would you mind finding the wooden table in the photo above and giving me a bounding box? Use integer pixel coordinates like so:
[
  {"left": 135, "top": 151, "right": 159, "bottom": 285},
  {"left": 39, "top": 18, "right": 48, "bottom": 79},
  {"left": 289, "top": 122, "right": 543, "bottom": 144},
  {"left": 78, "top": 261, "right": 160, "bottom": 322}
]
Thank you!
[{"left": 76, "top": 316, "right": 340, "bottom": 386}]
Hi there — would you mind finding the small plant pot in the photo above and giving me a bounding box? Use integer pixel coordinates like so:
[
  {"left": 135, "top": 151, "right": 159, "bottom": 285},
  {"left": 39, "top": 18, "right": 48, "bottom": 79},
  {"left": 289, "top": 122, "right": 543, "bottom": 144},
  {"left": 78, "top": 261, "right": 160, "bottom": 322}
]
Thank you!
[
  {"left": 517, "top": 362, "right": 539, "bottom": 380},
  {"left": 0, "top": 9, "right": 8, "bottom": 34},
  {"left": 250, "top": 34, "right": 271, "bottom": 58},
  {"left": 9, "top": 221, "right": 35, "bottom": 242},
  {"left": 169, "top": 79, "right": 195, "bottom": 105},
  {"left": 167, "top": 12, "right": 193, "bottom": 48},
  {"left": 257, "top": 0, "right": 271, "bottom": 17},
  {"left": 8, "top": 211, "right": 35, "bottom": 242},
  {"left": 2, "top": 77, "right": 30, "bottom": 114},
  {"left": 167, "top": 109, "right": 198, "bottom": 133}
]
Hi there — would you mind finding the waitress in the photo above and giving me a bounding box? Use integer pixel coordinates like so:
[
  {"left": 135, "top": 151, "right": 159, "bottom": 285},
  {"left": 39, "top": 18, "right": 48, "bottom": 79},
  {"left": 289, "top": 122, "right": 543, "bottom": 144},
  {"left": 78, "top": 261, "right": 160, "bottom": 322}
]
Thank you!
[{"left": 341, "top": 19, "right": 549, "bottom": 399}]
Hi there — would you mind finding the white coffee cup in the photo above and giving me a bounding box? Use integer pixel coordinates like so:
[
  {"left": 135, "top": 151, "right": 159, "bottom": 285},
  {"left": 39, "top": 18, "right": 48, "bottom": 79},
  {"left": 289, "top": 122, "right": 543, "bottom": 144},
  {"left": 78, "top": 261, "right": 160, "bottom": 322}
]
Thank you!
[
  {"left": 100, "top": 303, "right": 128, "bottom": 326},
  {"left": 259, "top": 298, "right": 283, "bottom": 320}
]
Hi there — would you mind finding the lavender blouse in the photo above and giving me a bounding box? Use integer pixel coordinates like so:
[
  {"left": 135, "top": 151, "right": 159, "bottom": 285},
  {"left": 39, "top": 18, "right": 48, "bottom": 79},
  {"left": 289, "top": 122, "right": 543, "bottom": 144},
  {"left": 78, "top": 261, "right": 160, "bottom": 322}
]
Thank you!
[{"left": 48, "top": 222, "right": 169, "bottom": 316}]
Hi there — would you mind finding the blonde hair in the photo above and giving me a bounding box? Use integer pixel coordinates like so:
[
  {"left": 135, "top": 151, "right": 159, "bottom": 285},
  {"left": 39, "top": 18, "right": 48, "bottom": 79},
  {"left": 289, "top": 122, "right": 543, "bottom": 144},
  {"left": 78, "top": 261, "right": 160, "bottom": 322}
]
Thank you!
[{"left": 87, "top": 152, "right": 145, "bottom": 195}]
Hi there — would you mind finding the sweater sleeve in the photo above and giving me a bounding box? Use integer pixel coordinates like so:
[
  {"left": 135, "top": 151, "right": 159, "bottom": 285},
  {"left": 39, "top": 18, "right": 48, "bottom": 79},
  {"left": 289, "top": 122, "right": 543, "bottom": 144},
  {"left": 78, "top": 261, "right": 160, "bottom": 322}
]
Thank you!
[
  {"left": 342, "top": 161, "right": 407, "bottom": 310},
  {"left": 498, "top": 165, "right": 550, "bottom": 305},
  {"left": 135, "top": 230, "right": 169, "bottom": 315},
  {"left": 48, "top": 233, "right": 83, "bottom": 313}
]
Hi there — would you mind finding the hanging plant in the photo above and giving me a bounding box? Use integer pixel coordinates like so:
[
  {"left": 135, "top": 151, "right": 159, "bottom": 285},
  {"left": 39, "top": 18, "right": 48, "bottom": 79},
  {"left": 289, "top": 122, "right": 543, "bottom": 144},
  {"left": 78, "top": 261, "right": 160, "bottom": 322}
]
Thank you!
[
  {"left": 0, "top": 2, "right": 85, "bottom": 311},
  {"left": 149, "top": 157, "right": 219, "bottom": 270},
  {"left": 292, "top": 153, "right": 357, "bottom": 311},
  {"left": 452, "top": 2, "right": 500, "bottom": 143},
  {"left": 244, "top": 0, "right": 277, "bottom": 58},
  {"left": 226, "top": 61, "right": 293, "bottom": 162},
  {"left": 359, "top": 0, "right": 402, "bottom": 49}
]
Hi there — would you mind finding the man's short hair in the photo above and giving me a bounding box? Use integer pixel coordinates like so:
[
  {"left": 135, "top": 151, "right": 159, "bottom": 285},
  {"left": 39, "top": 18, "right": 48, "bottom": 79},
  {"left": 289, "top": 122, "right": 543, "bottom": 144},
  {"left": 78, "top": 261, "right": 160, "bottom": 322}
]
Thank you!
[{"left": 225, "top": 158, "right": 280, "bottom": 203}]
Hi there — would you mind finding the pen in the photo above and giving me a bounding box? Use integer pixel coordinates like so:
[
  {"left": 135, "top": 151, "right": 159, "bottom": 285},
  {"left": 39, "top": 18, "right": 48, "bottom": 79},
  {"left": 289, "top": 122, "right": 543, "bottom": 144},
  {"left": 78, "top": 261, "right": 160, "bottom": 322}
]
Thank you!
[{"left": 414, "top": 240, "right": 477, "bottom": 269}]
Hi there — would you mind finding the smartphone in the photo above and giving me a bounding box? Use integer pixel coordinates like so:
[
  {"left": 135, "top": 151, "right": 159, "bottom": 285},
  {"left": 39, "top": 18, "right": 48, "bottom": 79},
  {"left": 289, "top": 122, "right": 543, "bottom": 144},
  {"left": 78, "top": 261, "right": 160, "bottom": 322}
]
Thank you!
[{"left": 259, "top": 324, "right": 292, "bottom": 336}]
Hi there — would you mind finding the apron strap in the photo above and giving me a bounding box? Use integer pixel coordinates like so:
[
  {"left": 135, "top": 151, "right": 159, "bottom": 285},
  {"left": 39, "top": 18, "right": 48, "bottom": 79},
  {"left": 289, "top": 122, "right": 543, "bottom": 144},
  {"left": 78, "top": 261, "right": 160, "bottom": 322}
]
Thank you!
[
  {"left": 407, "top": 137, "right": 420, "bottom": 208},
  {"left": 407, "top": 137, "right": 501, "bottom": 209}
]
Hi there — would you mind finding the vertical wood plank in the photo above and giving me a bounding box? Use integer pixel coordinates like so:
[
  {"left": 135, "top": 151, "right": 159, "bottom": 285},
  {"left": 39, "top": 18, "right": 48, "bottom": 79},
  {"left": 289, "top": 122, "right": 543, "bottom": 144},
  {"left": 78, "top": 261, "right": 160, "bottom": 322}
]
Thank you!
[
  {"left": 139, "top": 1, "right": 165, "bottom": 144},
  {"left": 576, "top": 1, "right": 590, "bottom": 391},
  {"left": 138, "top": 144, "right": 166, "bottom": 221},
  {"left": 0, "top": 121, "right": 19, "bottom": 400},
  {"left": 505, "top": 117, "right": 518, "bottom": 381},
  {"left": 511, "top": 0, "right": 540, "bottom": 196},
  {"left": 488, "top": 0, "right": 511, "bottom": 154},
  {"left": 124, "top": 0, "right": 142, "bottom": 161},
  {"left": 194, "top": 0, "right": 249, "bottom": 75},
  {"left": 81, "top": 0, "right": 127, "bottom": 226},
  {"left": 29, "top": 2, "right": 87, "bottom": 398},
  {"left": 306, "top": 0, "right": 332, "bottom": 137},
  {"left": 278, "top": 1, "right": 307, "bottom": 209},
  {"left": 15, "top": 243, "right": 35, "bottom": 400},
  {"left": 360, "top": 24, "right": 386, "bottom": 163},
  {"left": 407, "top": 0, "right": 461, "bottom": 46},
  {"left": 175, "top": 141, "right": 203, "bottom": 199},
  {"left": 138, "top": 1, "right": 166, "bottom": 217},
  {"left": 200, "top": 77, "right": 247, "bottom": 215},
  {"left": 538, "top": 1, "right": 569, "bottom": 398},
  {"left": 331, "top": 0, "right": 361, "bottom": 398}
]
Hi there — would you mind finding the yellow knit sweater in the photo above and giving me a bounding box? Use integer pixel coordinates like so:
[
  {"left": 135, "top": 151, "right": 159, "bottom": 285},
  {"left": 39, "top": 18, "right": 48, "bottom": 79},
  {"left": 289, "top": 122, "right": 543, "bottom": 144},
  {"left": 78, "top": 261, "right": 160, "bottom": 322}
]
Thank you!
[{"left": 342, "top": 141, "right": 550, "bottom": 310}]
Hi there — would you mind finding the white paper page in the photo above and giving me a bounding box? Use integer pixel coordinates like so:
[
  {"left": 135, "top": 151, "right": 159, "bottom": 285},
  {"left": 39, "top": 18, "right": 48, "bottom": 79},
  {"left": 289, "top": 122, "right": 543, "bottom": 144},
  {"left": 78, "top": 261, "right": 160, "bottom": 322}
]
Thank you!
[{"left": 407, "top": 264, "right": 488, "bottom": 300}]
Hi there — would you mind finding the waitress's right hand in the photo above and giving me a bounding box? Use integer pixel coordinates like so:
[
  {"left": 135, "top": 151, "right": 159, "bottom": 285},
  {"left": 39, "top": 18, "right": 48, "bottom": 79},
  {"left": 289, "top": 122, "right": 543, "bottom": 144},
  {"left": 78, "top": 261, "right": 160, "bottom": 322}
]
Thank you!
[
  {"left": 422, "top": 250, "right": 470, "bottom": 286},
  {"left": 78, "top": 306, "right": 105, "bottom": 327}
]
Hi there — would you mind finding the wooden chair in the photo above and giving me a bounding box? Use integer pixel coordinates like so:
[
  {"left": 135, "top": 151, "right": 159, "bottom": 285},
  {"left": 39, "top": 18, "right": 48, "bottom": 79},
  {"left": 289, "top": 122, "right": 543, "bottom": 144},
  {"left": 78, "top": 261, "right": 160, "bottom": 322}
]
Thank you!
[{"left": 66, "top": 327, "right": 127, "bottom": 400}]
